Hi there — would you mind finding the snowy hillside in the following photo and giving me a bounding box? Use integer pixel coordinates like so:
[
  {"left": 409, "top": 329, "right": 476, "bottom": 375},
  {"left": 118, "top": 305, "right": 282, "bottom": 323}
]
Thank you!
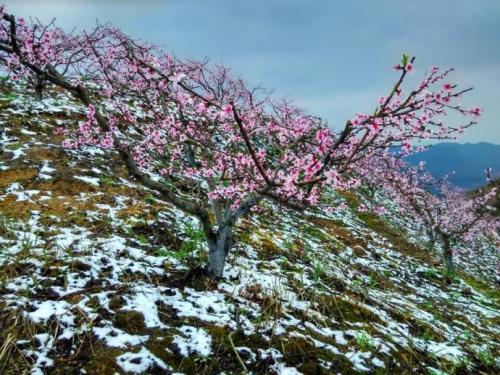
[{"left": 0, "top": 82, "right": 498, "bottom": 375}]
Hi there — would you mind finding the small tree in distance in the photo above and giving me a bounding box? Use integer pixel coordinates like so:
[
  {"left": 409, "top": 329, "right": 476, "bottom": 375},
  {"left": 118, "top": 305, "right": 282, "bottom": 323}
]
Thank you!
[
  {"left": 362, "top": 155, "right": 498, "bottom": 277},
  {"left": 0, "top": 7, "right": 483, "bottom": 277}
]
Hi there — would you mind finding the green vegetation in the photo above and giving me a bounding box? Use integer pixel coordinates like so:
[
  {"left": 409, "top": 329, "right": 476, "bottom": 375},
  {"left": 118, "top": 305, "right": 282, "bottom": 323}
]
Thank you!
[
  {"left": 421, "top": 328, "right": 436, "bottom": 342},
  {"left": 160, "top": 222, "right": 207, "bottom": 268},
  {"left": 145, "top": 193, "right": 155, "bottom": 204},
  {"left": 4, "top": 142, "right": 22, "bottom": 151},
  {"left": 0, "top": 92, "right": 18, "bottom": 103},
  {"left": 476, "top": 347, "right": 495, "bottom": 366},
  {"left": 101, "top": 175, "right": 117, "bottom": 186},
  {"left": 355, "top": 332, "right": 375, "bottom": 350},
  {"left": 0, "top": 84, "right": 497, "bottom": 375},
  {"left": 462, "top": 275, "right": 500, "bottom": 303},
  {"left": 422, "top": 267, "right": 439, "bottom": 280}
]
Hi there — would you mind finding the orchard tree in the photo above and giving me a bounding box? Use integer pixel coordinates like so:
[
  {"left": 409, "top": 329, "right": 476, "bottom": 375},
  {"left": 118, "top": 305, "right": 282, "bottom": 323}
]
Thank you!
[
  {"left": 366, "top": 155, "right": 499, "bottom": 276},
  {"left": 0, "top": 7, "right": 482, "bottom": 277}
]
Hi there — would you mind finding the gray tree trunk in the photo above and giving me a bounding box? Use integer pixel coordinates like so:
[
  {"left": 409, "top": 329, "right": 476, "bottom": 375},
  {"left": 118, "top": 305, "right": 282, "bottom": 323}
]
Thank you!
[
  {"left": 206, "top": 224, "right": 233, "bottom": 278},
  {"left": 34, "top": 79, "right": 44, "bottom": 101},
  {"left": 203, "top": 194, "right": 262, "bottom": 278},
  {"left": 427, "top": 232, "right": 436, "bottom": 254},
  {"left": 443, "top": 236, "right": 454, "bottom": 275}
]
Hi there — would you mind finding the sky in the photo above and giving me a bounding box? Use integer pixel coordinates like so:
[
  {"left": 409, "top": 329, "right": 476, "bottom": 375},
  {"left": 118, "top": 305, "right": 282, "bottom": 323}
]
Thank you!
[{"left": 3, "top": 0, "right": 500, "bottom": 144}]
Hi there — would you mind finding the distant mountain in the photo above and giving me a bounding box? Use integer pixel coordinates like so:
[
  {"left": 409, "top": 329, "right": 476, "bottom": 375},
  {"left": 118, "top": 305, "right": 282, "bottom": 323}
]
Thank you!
[{"left": 406, "top": 142, "right": 500, "bottom": 190}]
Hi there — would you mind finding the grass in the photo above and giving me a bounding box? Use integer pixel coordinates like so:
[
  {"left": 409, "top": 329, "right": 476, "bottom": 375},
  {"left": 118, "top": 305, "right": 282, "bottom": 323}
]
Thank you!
[
  {"left": 421, "top": 301, "right": 435, "bottom": 311},
  {"left": 101, "top": 175, "right": 117, "bottom": 186},
  {"left": 421, "top": 267, "right": 439, "bottom": 280},
  {"left": 358, "top": 210, "right": 434, "bottom": 264},
  {"left": 157, "top": 222, "right": 207, "bottom": 268},
  {"left": 475, "top": 347, "right": 495, "bottom": 366},
  {"left": 0, "top": 306, "right": 34, "bottom": 374},
  {"left": 0, "top": 214, "right": 16, "bottom": 240},
  {"left": 461, "top": 274, "right": 500, "bottom": 303},
  {"left": 355, "top": 332, "right": 375, "bottom": 350},
  {"left": 0, "top": 92, "right": 18, "bottom": 103},
  {"left": 421, "top": 328, "right": 436, "bottom": 342},
  {"left": 0, "top": 83, "right": 498, "bottom": 374},
  {"left": 145, "top": 193, "right": 155, "bottom": 204},
  {"left": 4, "top": 142, "right": 22, "bottom": 151}
]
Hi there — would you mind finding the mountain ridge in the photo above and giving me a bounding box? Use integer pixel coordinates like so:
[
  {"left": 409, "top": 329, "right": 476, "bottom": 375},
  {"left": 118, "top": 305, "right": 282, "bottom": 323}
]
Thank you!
[{"left": 406, "top": 142, "right": 500, "bottom": 190}]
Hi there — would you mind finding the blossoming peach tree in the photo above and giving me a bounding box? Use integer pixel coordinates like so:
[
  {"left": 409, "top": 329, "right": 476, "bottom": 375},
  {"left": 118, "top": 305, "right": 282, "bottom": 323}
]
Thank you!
[
  {"left": 360, "top": 155, "right": 498, "bottom": 275},
  {"left": 0, "top": 6, "right": 483, "bottom": 277}
]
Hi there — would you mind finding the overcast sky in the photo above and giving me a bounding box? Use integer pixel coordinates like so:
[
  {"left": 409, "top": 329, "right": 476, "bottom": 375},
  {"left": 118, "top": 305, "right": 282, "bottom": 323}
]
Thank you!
[{"left": 3, "top": 0, "right": 500, "bottom": 144}]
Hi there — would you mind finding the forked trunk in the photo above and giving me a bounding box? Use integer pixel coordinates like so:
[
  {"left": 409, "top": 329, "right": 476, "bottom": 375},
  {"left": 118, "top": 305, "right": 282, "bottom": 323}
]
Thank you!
[{"left": 206, "top": 224, "right": 233, "bottom": 278}]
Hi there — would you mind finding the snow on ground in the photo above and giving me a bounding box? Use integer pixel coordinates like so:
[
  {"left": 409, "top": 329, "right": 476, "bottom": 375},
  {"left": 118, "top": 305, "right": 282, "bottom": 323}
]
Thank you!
[
  {"left": 0, "top": 81, "right": 498, "bottom": 374},
  {"left": 116, "top": 347, "right": 171, "bottom": 374}
]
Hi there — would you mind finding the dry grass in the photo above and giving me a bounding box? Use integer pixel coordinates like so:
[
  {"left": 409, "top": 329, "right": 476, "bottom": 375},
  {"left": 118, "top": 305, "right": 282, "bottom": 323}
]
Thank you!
[
  {"left": 0, "top": 169, "right": 38, "bottom": 190},
  {"left": 0, "top": 306, "right": 35, "bottom": 374}
]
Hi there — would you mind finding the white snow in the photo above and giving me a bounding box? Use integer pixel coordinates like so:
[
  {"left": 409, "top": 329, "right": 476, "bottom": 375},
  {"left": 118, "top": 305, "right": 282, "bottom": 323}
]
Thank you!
[
  {"left": 93, "top": 327, "right": 149, "bottom": 348},
  {"left": 26, "top": 301, "right": 71, "bottom": 324},
  {"left": 116, "top": 347, "right": 169, "bottom": 374},
  {"left": 121, "top": 287, "right": 168, "bottom": 329},
  {"left": 0, "top": 80, "right": 498, "bottom": 375},
  {"left": 74, "top": 175, "right": 101, "bottom": 186},
  {"left": 172, "top": 325, "right": 212, "bottom": 357}
]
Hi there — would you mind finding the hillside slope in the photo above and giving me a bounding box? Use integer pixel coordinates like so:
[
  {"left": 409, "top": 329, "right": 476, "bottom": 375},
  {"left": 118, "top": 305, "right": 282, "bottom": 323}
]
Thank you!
[{"left": 0, "top": 83, "right": 499, "bottom": 375}]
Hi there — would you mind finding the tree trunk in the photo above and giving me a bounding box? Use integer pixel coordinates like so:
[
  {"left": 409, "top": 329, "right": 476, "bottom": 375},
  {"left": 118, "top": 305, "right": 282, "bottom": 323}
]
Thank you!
[
  {"left": 369, "top": 187, "right": 376, "bottom": 201},
  {"left": 443, "top": 236, "right": 454, "bottom": 275},
  {"left": 427, "top": 232, "right": 436, "bottom": 254},
  {"left": 206, "top": 224, "right": 233, "bottom": 278},
  {"left": 34, "top": 79, "right": 44, "bottom": 101}
]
